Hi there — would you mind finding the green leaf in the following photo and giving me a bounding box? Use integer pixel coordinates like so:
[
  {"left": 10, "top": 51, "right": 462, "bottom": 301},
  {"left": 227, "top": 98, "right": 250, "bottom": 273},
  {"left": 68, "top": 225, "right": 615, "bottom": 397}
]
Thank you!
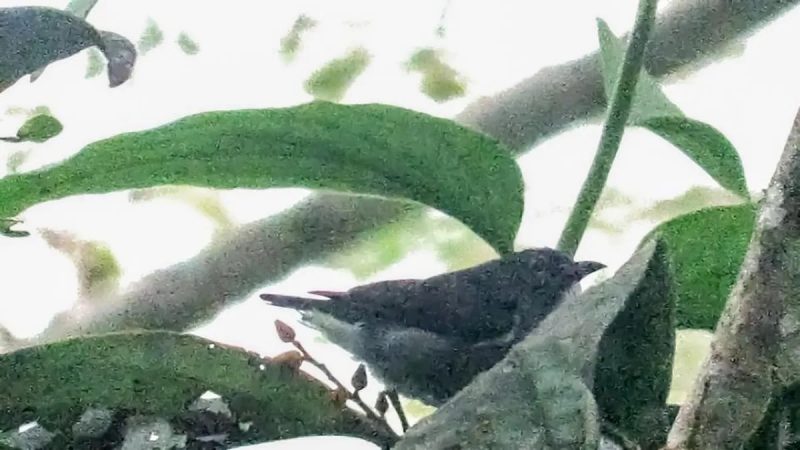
[
  {"left": 304, "top": 48, "right": 370, "bottom": 102},
  {"left": 85, "top": 47, "right": 105, "bottom": 78},
  {"left": 644, "top": 204, "right": 756, "bottom": 329},
  {"left": 597, "top": 19, "right": 749, "bottom": 199},
  {"left": 280, "top": 14, "right": 316, "bottom": 62},
  {"left": 0, "top": 7, "right": 136, "bottom": 88},
  {"left": 640, "top": 116, "right": 749, "bottom": 198},
  {"left": 596, "top": 19, "right": 681, "bottom": 123},
  {"left": 593, "top": 238, "right": 675, "bottom": 448},
  {"left": 15, "top": 113, "right": 63, "bottom": 143},
  {"left": 0, "top": 102, "right": 523, "bottom": 254},
  {"left": 176, "top": 32, "right": 199, "bottom": 55},
  {"left": 0, "top": 332, "right": 394, "bottom": 448},
  {"left": 137, "top": 17, "right": 163, "bottom": 54}
]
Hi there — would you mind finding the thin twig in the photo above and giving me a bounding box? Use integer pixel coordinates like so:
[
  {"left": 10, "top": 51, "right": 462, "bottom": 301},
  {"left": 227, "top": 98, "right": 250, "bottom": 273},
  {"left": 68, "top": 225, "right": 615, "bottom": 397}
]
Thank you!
[
  {"left": 385, "top": 389, "right": 410, "bottom": 432},
  {"left": 292, "top": 340, "right": 399, "bottom": 438}
]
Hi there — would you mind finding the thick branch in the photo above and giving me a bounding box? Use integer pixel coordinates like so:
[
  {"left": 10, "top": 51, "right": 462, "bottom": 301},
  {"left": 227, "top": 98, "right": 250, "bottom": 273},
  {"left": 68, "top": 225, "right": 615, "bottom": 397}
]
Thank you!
[
  {"left": 666, "top": 108, "right": 800, "bottom": 449},
  {"left": 6, "top": 0, "right": 797, "bottom": 350},
  {"left": 3, "top": 195, "right": 416, "bottom": 351},
  {"left": 456, "top": 0, "right": 800, "bottom": 150}
]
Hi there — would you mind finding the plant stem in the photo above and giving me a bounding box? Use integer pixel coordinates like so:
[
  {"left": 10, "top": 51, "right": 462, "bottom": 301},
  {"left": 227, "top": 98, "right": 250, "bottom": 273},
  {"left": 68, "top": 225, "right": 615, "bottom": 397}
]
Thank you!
[
  {"left": 386, "top": 388, "right": 410, "bottom": 431},
  {"left": 292, "top": 341, "right": 399, "bottom": 438},
  {"left": 556, "top": 0, "right": 659, "bottom": 257}
]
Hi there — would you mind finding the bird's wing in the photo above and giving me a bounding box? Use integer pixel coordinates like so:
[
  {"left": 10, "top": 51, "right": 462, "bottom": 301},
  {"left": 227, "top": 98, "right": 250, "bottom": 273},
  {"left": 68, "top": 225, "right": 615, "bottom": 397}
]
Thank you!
[
  {"left": 260, "top": 293, "right": 331, "bottom": 311},
  {"left": 307, "top": 290, "right": 346, "bottom": 299}
]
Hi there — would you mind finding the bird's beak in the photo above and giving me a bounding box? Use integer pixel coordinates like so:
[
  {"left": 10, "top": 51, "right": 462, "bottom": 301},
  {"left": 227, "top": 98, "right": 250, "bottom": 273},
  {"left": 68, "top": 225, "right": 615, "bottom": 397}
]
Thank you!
[{"left": 573, "top": 260, "right": 606, "bottom": 279}]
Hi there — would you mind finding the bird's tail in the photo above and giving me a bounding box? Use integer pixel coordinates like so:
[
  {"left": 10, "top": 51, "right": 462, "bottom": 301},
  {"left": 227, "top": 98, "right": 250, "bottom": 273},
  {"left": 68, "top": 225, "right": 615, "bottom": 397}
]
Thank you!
[{"left": 260, "top": 293, "right": 331, "bottom": 311}]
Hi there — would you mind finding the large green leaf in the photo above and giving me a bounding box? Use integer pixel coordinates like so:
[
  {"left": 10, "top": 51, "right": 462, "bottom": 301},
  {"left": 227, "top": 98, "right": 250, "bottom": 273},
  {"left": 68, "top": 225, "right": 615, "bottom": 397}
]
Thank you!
[
  {"left": 0, "top": 332, "right": 393, "bottom": 448},
  {"left": 597, "top": 19, "right": 748, "bottom": 199},
  {"left": 644, "top": 204, "right": 756, "bottom": 329},
  {"left": 593, "top": 239, "right": 675, "bottom": 448},
  {"left": 0, "top": 102, "right": 523, "bottom": 254},
  {"left": 0, "top": 7, "right": 136, "bottom": 88}
]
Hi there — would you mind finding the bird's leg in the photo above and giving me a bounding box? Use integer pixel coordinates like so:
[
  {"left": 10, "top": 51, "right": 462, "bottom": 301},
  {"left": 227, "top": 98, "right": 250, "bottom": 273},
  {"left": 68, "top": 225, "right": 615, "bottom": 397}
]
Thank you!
[{"left": 385, "top": 388, "right": 410, "bottom": 432}]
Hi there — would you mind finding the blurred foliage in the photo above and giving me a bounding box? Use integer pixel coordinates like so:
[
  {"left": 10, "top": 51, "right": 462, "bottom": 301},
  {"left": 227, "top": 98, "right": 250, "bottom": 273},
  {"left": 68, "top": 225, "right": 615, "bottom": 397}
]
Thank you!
[
  {"left": 176, "top": 32, "right": 200, "bottom": 55},
  {"left": 280, "top": 14, "right": 317, "bottom": 62},
  {"left": 667, "top": 330, "right": 712, "bottom": 405},
  {"left": 39, "top": 229, "right": 122, "bottom": 299},
  {"left": 402, "top": 398, "right": 436, "bottom": 422},
  {"left": 304, "top": 48, "right": 370, "bottom": 102},
  {"left": 4, "top": 105, "right": 51, "bottom": 117},
  {"left": 5, "top": 150, "right": 30, "bottom": 174},
  {"left": 81, "top": 243, "right": 122, "bottom": 297},
  {"left": 405, "top": 48, "right": 466, "bottom": 102},
  {"left": 631, "top": 186, "right": 744, "bottom": 222},
  {"left": 129, "top": 186, "right": 233, "bottom": 230},
  {"left": 326, "top": 210, "right": 495, "bottom": 279},
  {"left": 137, "top": 18, "right": 164, "bottom": 54},
  {"left": 84, "top": 47, "right": 105, "bottom": 78}
]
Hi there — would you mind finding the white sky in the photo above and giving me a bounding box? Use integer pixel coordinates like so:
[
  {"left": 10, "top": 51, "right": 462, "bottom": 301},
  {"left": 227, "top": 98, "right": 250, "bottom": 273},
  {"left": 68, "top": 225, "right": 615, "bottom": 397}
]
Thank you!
[{"left": 1, "top": 1, "right": 799, "bottom": 448}]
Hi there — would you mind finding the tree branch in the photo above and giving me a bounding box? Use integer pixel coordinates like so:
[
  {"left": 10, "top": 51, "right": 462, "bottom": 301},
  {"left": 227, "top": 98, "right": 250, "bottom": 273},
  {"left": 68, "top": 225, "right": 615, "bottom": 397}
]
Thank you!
[
  {"left": 6, "top": 0, "right": 798, "bottom": 351},
  {"left": 456, "top": 0, "right": 800, "bottom": 150},
  {"left": 665, "top": 108, "right": 800, "bottom": 449}
]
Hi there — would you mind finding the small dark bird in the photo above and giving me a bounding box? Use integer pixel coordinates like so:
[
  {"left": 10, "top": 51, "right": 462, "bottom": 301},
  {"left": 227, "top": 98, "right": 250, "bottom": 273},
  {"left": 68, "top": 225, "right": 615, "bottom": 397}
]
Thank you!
[{"left": 261, "top": 248, "right": 604, "bottom": 405}]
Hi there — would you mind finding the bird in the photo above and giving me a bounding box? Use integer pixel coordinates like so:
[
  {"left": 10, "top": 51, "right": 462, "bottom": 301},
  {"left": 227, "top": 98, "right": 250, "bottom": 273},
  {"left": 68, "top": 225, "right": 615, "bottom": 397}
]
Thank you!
[
  {"left": 261, "top": 248, "right": 604, "bottom": 405},
  {"left": 261, "top": 248, "right": 605, "bottom": 343}
]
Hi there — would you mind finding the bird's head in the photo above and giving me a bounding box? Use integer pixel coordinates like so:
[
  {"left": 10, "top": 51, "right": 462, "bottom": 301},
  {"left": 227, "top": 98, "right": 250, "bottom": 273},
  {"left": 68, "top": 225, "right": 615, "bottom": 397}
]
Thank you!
[{"left": 513, "top": 247, "right": 605, "bottom": 280}]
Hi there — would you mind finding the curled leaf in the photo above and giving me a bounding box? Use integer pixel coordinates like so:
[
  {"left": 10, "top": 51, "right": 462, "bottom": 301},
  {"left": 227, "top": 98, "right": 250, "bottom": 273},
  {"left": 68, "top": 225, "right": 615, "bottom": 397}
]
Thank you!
[
  {"left": 351, "top": 363, "right": 367, "bottom": 392},
  {"left": 274, "top": 320, "right": 297, "bottom": 343},
  {"left": 0, "top": 7, "right": 136, "bottom": 88}
]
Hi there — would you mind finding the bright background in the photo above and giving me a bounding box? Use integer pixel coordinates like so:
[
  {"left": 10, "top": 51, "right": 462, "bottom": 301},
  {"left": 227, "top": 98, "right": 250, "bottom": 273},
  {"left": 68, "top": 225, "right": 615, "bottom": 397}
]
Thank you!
[{"left": 2, "top": 0, "right": 800, "bottom": 448}]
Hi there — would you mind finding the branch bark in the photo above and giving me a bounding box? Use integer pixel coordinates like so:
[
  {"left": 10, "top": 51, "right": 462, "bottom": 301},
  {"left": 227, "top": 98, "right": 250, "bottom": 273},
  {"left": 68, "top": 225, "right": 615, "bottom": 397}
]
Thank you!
[
  {"left": 4, "top": 0, "right": 798, "bottom": 351},
  {"left": 665, "top": 108, "right": 800, "bottom": 448}
]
